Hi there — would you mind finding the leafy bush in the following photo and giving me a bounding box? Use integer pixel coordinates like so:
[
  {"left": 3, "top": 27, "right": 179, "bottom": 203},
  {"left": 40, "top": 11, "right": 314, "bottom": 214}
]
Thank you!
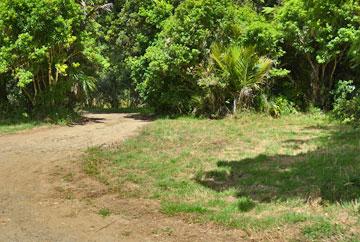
[
  {"left": 276, "top": 0, "right": 360, "bottom": 108},
  {"left": 2, "top": 0, "right": 360, "bottom": 118},
  {"left": 205, "top": 44, "right": 272, "bottom": 114},
  {"left": 258, "top": 95, "right": 297, "bottom": 117},
  {"left": 0, "top": 0, "right": 109, "bottom": 111},
  {"left": 130, "top": 0, "right": 239, "bottom": 113},
  {"left": 272, "top": 96, "right": 298, "bottom": 115},
  {"left": 130, "top": 1, "right": 280, "bottom": 114},
  {"left": 332, "top": 80, "right": 360, "bottom": 123}
]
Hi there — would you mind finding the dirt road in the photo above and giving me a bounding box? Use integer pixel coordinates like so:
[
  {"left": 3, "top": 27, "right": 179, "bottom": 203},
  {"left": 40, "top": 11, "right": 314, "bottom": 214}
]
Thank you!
[{"left": 0, "top": 113, "right": 245, "bottom": 242}]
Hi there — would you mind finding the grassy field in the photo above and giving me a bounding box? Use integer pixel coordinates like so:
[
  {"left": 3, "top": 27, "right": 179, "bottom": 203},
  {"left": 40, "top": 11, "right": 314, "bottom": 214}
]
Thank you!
[{"left": 84, "top": 113, "right": 360, "bottom": 241}]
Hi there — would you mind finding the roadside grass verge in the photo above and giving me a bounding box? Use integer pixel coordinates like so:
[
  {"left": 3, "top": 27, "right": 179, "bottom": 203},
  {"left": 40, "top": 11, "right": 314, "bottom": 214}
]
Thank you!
[
  {"left": 84, "top": 113, "right": 360, "bottom": 241},
  {"left": 0, "top": 118, "right": 41, "bottom": 134},
  {"left": 0, "top": 108, "right": 83, "bottom": 135}
]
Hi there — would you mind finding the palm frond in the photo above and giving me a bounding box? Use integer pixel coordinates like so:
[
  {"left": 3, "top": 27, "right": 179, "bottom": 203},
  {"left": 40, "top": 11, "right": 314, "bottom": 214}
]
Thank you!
[
  {"left": 209, "top": 43, "right": 273, "bottom": 98},
  {"left": 72, "top": 72, "right": 97, "bottom": 97},
  {"left": 210, "top": 43, "right": 226, "bottom": 72}
]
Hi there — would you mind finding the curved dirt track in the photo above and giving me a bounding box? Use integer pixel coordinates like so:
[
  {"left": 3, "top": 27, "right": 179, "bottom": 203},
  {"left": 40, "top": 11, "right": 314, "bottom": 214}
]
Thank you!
[{"left": 0, "top": 113, "right": 247, "bottom": 242}]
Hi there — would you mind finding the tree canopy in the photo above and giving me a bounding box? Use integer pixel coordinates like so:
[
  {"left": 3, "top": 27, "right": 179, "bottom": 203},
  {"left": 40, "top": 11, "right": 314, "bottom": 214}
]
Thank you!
[{"left": 1, "top": 0, "right": 360, "bottom": 120}]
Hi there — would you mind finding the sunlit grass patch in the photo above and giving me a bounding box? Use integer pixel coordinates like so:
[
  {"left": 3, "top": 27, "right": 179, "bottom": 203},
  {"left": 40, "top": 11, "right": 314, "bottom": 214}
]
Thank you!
[
  {"left": 0, "top": 121, "right": 40, "bottom": 134},
  {"left": 0, "top": 109, "right": 82, "bottom": 134},
  {"left": 83, "top": 113, "right": 360, "bottom": 240},
  {"left": 302, "top": 220, "right": 345, "bottom": 241}
]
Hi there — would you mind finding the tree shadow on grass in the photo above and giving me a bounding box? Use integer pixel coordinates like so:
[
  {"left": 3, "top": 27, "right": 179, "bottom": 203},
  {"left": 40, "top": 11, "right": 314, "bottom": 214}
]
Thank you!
[{"left": 196, "top": 125, "right": 360, "bottom": 203}]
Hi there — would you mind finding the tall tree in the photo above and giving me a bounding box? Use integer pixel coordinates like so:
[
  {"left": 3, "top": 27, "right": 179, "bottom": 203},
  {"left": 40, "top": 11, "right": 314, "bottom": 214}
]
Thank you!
[
  {"left": 101, "top": 0, "right": 175, "bottom": 108},
  {"left": 0, "top": 0, "right": 109, "bottom": 110},
  {"left": 276, "top": 0, "right": 360, "bottom": 108}
]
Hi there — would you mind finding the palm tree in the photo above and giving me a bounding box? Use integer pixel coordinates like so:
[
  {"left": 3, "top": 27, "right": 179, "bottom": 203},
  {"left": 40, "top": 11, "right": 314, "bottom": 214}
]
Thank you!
[{"left": 210, "top": 44, "right": 273, "bottom": 113}]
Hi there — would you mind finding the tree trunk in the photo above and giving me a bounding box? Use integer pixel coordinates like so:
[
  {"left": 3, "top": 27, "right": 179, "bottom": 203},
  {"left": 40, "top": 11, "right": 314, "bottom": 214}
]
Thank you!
[
  {"left": 233, "top": 96, "right": 237, "bottom": 114},
  {"left": 111, "top": 98, "right": 119, "bottom": 109},
  {"left": 306, "top": 54, "right": 340, "bottom": 109},
  {"left": 307, "top": 60, "right": 326, "bottom": 108}
]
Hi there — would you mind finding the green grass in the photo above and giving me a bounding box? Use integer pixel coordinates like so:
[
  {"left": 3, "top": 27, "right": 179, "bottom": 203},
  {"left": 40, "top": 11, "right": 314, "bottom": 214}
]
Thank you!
[
  {"left": 0, "top": 120, "right": 41, "bottom": 134},
  {"left": 161, "top": 202, "right": 209, "bottom": 215},
  {"left": 302, "top": 220, "right": 345, "bottom": 241},
  {"left": 0, "top": 109, "right": 82, "bottom": 134},
  {"left": 236, "top": 197, "right": 256, "bottom": 212},
  {"left": 84, "top": 113, "right": 360, "bottom": 241},
  {"left": 98, "top": 208, "right": 111, "bottom": 217}
]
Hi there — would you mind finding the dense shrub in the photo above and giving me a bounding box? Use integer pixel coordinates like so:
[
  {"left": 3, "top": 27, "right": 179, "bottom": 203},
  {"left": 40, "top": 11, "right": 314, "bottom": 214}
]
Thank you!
[
  {"left": 257, "top": 94, "right": 297, "bottom": 117},
  {"left": 0, "top": 0, "right": 109, "bottom": 112},
  {"left": 276, "top": 0, "right": 360, "bottom": 108},
  {"left": 129, "top": 0, "right": 237, "bottom": 113},
  {"left": 332, "top": 80, "right": 360, "bottom": 123},
  {"left": 2, "top": 0, "right": 360, "bottom": 118},
  {"left": 197, "top": 44, "right": 272, "bottom": 116},
  {"left": 130, "top": 0, "right": 282, "bottom": 114}
]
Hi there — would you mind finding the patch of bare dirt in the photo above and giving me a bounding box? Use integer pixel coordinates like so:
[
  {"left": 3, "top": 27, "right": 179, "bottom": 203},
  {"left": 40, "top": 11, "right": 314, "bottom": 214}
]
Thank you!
[{"left": 0, "top": 113, "right": 247, "bottom": 241}]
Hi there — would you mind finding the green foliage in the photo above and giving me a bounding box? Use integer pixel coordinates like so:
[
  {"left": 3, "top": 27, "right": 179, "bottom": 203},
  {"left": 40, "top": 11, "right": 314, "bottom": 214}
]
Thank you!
[
  {"left": 350, "top": 33, "right": 360, "bottom": 66},
  {"left": 2, "top": 0, "right": 360, "bottom": 118},
  {"left": 272, "top": 96, "right": 297, "bottom": 116},
  {"left": 210, "top": 45, "right": 272, "bottom": 94},
  {"left": 111, "top": 0, "right": 360, "bottom": 116},
  {"left": 99, "top": 0, "right": 175, "bottom": 108},
  {"left": 258, "top": 95, "right": 297, "bottom": 117},
  {"left": 0, "top": 0, "right": 108, "bottom": 111},
  {"left": 275, "top": 0, "right": 360, "bottom": 108},
  {"left": 130, "top": 0, "right": 240, "bottom": 113},
  {"left": 98, "top": 208, "right": 111, "bottom": 217},
  {"left": 241, "top": 12, "right": 284, "bottom": 59},
  {"left": 199, "top": 44, "right": 272, "bottom": 115},
  {"left": 130, "top": 1, "right": 280, "bottom": 114},
  {"left": 332, "top": 80, "right": 360, "bottom": 123}
]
